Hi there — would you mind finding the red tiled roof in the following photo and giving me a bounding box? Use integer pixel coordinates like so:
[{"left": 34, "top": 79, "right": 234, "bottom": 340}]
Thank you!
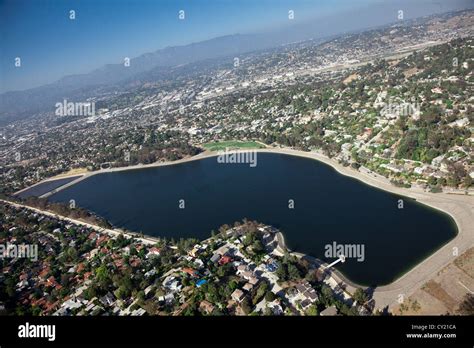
[
  {"left": 218, "top": 256, "right": 232, "bottom": 265},
  {"left": 182, "top": 267, "right": 197, "bottom": 277}
]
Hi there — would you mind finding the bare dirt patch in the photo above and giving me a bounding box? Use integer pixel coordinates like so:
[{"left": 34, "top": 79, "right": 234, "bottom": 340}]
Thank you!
[
  {"left": 395, "top": 247, "right": 474, "bottom": 315},
  {"left": 454, "top": 247, "right": 474, "bottom": 278},
  {"left": 343, "top": 74, "right": 359, "bottom": 85},
  {"left": 422, "top": 280, "right": 457, "bottom": 311},
  {"left": 403, "top": 67, "right": 423, "bottom": 78}
]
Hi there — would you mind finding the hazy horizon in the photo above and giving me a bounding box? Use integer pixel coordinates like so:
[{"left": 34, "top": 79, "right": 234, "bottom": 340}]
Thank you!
[{"left": 1, "top": 0, "right": 472, "bottom": 94}]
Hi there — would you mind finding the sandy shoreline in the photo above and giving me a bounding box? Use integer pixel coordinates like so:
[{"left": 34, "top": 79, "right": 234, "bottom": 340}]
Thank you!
[
  {"left": 12, "top": 146, "right": 474, "bottom": 310},
  {"left": 257, "top": 148, "right": 473, "bottom": 310}
]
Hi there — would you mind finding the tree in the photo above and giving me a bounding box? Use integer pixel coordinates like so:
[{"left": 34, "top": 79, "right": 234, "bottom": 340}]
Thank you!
[
  {"left": 463, "top": 175, "right": 472, "bottom": 188},
  {"left": 410, "top": 299, "right": 421, "bottom": 312},
  {"left": 306, "top": 305, "right": 318, "bottom": 316},
  {"left": 252, "top": 239, "right": 264, "bottom": 253},
  {"left": 265, "top": 291, "right": 276, "bottom": 302},
  {"left": 137, "top": 290, "right": 145, "bottom": 303},
  {"left": 287, "top": 263, "right": 302, "bottom": 280},
  {"left": 321, "top": 285, "right": 334, "bottom": 305},
  {"left": 181, "top": 277, "right": 190, "bottom": 287},
  {"left": 276, "top": 263, "right": 288, "bottom": 281},
  {"left": 353, "top": 288, "right": 368, "bottom": 305},
  {"left": 241, "top": 297, "right": 252, "bottom": 315},
  {"left": 458, "top": 294, "right": 474, "bottom": 315},
  {"left": 228, "top": 280, "right": 238, "bottom": 292},
  {"left": 252, "top": 282, "right": 268, "bottom": 305},
  {"left": 95, "top": 265, "right": 109, "bottom": 283},
  {"left": 114, "top": 286, "right": 126, "bottom": 300},
  {"left": 66, "top": 247, "right": 78, "bottom": 262}
]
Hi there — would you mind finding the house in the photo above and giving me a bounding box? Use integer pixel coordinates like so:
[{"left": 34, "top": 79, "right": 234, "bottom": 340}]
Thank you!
[
  {"left": 158, "top": 293, "right": 175, "bottom": 305},
  {"left": 240, "top": 271, "right": 254, "bottom": 281},
  {"left": 218, "top": 256, "right": 232, "bottom": 265},
  {"left": 100, "top": 292, "right": 115, "bottom": 306},
  {"left": 210, "top": 253, "right": 221, "bottom": 263},
  {"left": 413, "top": 166, "right": 424, "bottom": 175},
  {"left": 291, "top": 281, "right": 319, "bottom": 308},
  {"left": 130, "top": 257, "right": 141, "bottom": 268},
  {"left": 188, "top": 245, "right": 204, "bottom": 258},
  {"left": 163, "top": 276, "right": 183, "bottom": 292},
  {"left": 96, "top": 235, "right": 109, "bottom": 246},
  {"left": 431, "top": 155, "right": 445, "bottom": 167},
  {"left": 248, "top": 276, "right": 259, "bottom": 286},
  {"left": 182, "top": 267, "right": 198, "bottom": 278},
  {"left": 380, "top": 163, "right": 404, "bottom": 174},
  {"left": 320, "top": 305, "right": 338, "bottom": 316},
  {"left": 236, "top": 265, "right": 248, "bottom": 274},
  {"left": 304, "top": 290, "right": 318, "bottom": 302},
  {"left": 300, "top": 299, "right": 312, "bottom": 310},
  {"left": 144, "top": 269, "right": 157, "bottom": 278},
  {"left": 199, "top": 300, "right": 215, "bottom": 314},
  {"left": 144, "top": 285, "right": 154, "bottom": 296},
  {"left": 46, "top": 276, "right": 60, "bottom": 289},
  {"left": 131, "top": 308, "right": 146, "bottom": 316},
  {"left": 231, "top": 289, "right": 245, "bottom": 302},
  {"left": 215, "top": 245, "right": 230, "bottom": 256},
  {"left": 16, "top": 279, "right": 29, "bottom": 291},
  {"left": 242, "top": 282, "right": 254, "bottom": 292},
  {"left": 267, "top": 302, "right": 284, "bottom": 315},
  {"left": 146, "top": 247, "right": 161, "bottom": 258},
  {"left": 193, "top": 258, "right": 204, "bottom": 269}
]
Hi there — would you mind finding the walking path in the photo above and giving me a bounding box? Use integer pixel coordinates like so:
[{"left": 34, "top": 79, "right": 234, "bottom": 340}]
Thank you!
[{"left": 0, "top": 199, "right": 159, "bottom": 246}]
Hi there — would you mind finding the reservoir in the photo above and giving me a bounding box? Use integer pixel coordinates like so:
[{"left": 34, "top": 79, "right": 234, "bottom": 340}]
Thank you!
[{"left": 49, "top": 153, "right": 457, "bottom": 286}]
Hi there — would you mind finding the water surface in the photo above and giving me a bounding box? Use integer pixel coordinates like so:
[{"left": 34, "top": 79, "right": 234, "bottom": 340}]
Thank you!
[
  {"left": 49, "top": 153, "right": 457, "bottom": 285},
  {"left": 17, "top": 176, "right": 82, "bottom": 199}
]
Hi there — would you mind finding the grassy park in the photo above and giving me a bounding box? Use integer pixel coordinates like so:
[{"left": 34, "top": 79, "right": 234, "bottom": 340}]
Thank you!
[{"left": 202, "top": 140, "right": 266, "bottom": 152}]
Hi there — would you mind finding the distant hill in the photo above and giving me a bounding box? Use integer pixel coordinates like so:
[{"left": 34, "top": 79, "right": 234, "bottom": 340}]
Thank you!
[
  {"left": 0, "top": 33, "right": 275, "bottom": 125},
  {"left": 1, "top": 2, "right": 472, "bottom": 126}
]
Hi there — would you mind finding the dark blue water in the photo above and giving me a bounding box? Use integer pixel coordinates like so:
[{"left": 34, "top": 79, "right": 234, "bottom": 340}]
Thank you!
[
  {"left": 49, "top": 153, "right": 457, "bottom": 285},
  {"left": 16, "top": 176, "right": 82, "bottom": 199}
]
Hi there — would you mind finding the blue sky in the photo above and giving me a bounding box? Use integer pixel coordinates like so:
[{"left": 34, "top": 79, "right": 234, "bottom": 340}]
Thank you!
[{"left": 0, "top": 0, "right": 471, "bottom": 92}]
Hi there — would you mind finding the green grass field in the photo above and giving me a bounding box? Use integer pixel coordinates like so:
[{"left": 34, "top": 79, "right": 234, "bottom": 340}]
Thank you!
[{"left": 202, "top": 140, "right": 266, "bottom": 152}]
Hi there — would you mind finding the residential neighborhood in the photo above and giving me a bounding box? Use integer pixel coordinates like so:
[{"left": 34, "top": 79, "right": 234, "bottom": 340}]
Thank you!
[{"left": 0, "top": 202, "right": 373, "bottom": 316}]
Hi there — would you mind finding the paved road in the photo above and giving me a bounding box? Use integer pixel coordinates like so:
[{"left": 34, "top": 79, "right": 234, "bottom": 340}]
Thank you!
[{"left": 1, "top": 199, "right": 159, "bottom": 246}]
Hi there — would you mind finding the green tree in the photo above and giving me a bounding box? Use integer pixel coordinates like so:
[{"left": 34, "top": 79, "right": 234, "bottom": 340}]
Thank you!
[
  {"left": 287, "top": 263, "right": 302, "bottom": 280},
  {"left": 241, "top": 297, "right": 252, "bottom": 315},
  {"left": 353, "top": 288, "right": 368, "bottom": 305},
  {"left": 265, "top": 291, "right": 276, "bottom": 302},
  {"left": 306, "top": 305, "right": 318, "bottom": 316}
]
